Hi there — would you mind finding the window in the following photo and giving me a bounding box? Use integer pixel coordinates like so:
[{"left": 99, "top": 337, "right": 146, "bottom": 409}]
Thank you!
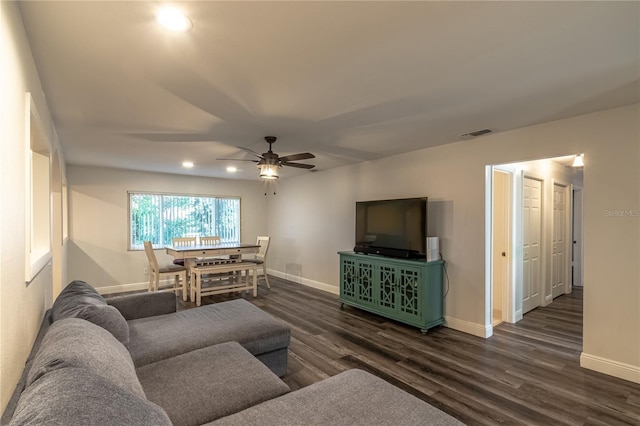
[
  {"left": 128, "top": 192, "right": 241, "bottom": 250},
  {"left": 25, "top": 92, "right": 52, "bottom": 284}
]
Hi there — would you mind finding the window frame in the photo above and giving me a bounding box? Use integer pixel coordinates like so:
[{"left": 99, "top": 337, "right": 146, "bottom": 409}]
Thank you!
[
  {"left": 24, "top": 92, "right": 52, "bottom": 284},
  {"left": 127, "top": 191, "right": 242, "bottom": 251}
]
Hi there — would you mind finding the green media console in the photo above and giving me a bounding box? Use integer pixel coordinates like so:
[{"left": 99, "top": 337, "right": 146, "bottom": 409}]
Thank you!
[{"left": 338, "top": 251, "right": 444, "bottom": 333}]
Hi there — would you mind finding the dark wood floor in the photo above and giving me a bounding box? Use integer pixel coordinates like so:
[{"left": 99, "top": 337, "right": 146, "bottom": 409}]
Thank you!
[{"left": 176, "top": 278, "right": 640, "bottom": 426}]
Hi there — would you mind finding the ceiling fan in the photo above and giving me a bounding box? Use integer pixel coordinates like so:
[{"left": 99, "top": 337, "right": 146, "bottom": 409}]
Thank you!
[{"left": 218, "top": 136, "right": 315, "bottom": 179}]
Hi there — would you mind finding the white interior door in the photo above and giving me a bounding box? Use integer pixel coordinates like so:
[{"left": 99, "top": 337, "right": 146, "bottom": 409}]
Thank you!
[
  {"left": 492, "top": 170, "right": 510, "bottom": 324},
  {"left": 572, "top": 188, "right": 584, "bottom": 287},
  {"left": 522, "top": 177, "right": 542, "bottom": 314},
  {"left": 552, "top": 183, "right": 568, "bottom": 298}
]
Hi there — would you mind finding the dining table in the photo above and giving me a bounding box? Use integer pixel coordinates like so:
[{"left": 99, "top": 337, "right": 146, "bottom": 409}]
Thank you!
[
  {"left": 164, "top": 242, "right": 261, "bottom": 304},
  {"left": 164, "top": 242, "right": 260, "bottom": 263},
  {"left": 165, "top": 242, "right": 260, "bottom": 274}
]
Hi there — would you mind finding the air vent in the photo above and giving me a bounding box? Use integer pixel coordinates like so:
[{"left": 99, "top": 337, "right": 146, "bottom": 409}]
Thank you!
[{"left": 459, "top": 128, "right": 493, "bottom": 139}]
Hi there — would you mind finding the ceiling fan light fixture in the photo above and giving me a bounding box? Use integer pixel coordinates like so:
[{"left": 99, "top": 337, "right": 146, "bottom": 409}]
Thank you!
[
  {"left": 157, "top": 6, "right": 192, "bottom": 32},
  {"left": 572, "top": 154, "right": 584, "bottom": 167},
  {"left": 259, "top": 164, "right": 279, "bottom": 180}
]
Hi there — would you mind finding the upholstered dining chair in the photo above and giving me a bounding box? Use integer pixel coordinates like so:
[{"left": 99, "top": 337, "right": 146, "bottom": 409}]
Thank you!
[
  {"left": 245, "top": 236, "right": 271, "bottom": 288},
  {"left": 143, "top": 241, "right": 187, "bottom": 300},
  {"left": 172, "top": 237, "right": 197, "bottom": 266}
]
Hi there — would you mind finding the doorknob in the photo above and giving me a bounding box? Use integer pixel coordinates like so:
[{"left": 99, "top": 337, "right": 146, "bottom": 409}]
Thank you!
[{"left": 501, "top": 252, "right": 506, "bottom": 257}]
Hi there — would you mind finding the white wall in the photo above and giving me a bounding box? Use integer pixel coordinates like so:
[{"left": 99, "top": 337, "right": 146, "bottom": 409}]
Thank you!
[
  {"left": 267, "top": 104, "right": 640, "bottom": 383},
  {"left": 66, "top": 166, "right": 268, "bottom": 294},
  {"left": 0, "top": 1, "right": 66, "bottom": 413}
]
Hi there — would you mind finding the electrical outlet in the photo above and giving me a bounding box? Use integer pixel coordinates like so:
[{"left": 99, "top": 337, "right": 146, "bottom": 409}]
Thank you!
[{"left": 143, "top": 267, "right": 148, "bottom": 275}]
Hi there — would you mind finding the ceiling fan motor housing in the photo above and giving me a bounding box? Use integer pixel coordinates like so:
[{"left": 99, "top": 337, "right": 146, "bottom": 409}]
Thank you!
[{"left": 258, "top": 136, "right": 282, "bottom": 166}]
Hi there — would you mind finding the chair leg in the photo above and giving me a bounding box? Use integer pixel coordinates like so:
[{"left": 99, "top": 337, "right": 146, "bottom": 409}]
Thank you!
[
  {"left": 190, "top": 271, "right": 195, "bottom": 302},
  {"left": 173, "top": 274, "right": 179, "bottom": 296},
  {"left": 196, "top": 272, "right": 202, "bottom": 307},
  {"left": 262, "top": 263, "right": 270, "bottom": 288},
  {"left": 148, "top": 274, "right": 154, "bottom": 292},
  {"left": 252, "top": 266, "right": 258, "bottom": 297},
  {"left": 180, "top": 272, "right": 187, "bottom": 301},
  {"left": 154, "top": 274, "right": 160, "bottom": 292}
]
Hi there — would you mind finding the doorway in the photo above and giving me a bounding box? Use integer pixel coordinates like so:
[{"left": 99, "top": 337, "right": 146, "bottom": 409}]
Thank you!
[{"left": 487, "top": 156, "right": 583, "bottom": 327}]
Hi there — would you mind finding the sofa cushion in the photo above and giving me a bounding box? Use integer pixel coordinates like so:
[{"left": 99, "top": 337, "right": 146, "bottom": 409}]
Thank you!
[
  {"left": 137, "top": 342, "right": 290, "bottom": 426},
  {"left": 209, "top": 369, "right": 465, "bottom": 426},
  {"left": 106, "top": 291, "right": 177, "bottom": 320},
  {"left": 26, "top": 318, "right": 145, "bottom": 398},
  {"left": 127, "top": 299, "right": 290, "bottom": 368},
  {"left": 10, "top": 368, "right": 171, "bottom": 426},
  {"left": 51, "top": 280, "right": 130, "bottom": 346}
]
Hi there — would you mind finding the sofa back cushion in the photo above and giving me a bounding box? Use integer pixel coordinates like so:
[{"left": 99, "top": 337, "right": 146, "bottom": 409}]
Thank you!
[
  {"left": 26, "top": 318, "right": 145, "bottom": 398},
  {"left": 10, "top": 368, "right": 171, "bottom": 426},
  {"left": 51, "top": 280, "right": 129, "bottom": 346}
]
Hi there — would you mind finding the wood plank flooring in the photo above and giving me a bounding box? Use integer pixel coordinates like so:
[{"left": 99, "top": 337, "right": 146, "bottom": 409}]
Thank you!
[{"left": 177, "top": 278, "right": 640, "bottom": 425}]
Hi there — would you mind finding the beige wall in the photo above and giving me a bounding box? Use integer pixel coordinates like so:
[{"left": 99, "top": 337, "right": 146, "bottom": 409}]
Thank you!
[
  {"left": 0, "top": 2, "right": 67, "bottom": 414},
  {"left": 66, "top": 166, "right": 268, "bottom": 293},
  {"left": 267, "top": 104, "right": 640, "bottom": 383}
]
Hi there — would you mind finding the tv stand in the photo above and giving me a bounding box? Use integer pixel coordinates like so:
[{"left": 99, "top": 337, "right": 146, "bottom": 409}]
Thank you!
[{"left": 338, "top": 251, "right": 444, "bottom": 333}]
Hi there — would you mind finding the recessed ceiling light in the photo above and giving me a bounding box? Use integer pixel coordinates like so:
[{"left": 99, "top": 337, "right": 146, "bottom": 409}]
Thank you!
[
  {"left": 226, "top": 166, "right": 238, "bottom": 173},
  {"left": 182, "top": 161, "right": 194, "bottom": 168},
  {"left": 157, "top": 6, "right": 192, "bottom": 32}
]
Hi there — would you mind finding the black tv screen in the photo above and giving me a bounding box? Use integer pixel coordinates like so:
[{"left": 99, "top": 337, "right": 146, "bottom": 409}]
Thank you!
[{"left": 355, "top": 197, "right": 427, "bottom": 257}]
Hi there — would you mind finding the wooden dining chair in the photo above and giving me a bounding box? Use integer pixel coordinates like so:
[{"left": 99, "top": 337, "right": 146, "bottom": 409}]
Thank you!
[
  {"left": 144, "top": 241, "right": 187, "bottom": 300},
  {"left": 195, "top": 236, "right": 225, "bottom": 265},
  {"left": 172, "top": 237, "right": 197, "bottom": 246},
  {"left": 172, "top": 237, "right": 197, "bottom": 266},
  {"left": 200, "top": 236, "right": 221, "bottom": 245},
  {"left": 245, "top": 236, "right": 271, "bottom": 288}
]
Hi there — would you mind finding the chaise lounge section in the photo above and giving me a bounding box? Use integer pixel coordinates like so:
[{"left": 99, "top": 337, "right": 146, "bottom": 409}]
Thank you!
[
  {"left": 112, "top": 292, "right": 289, "bottom": 375},
  {"left": 54, "top": 280, "right": 291, "bottom": 376}
]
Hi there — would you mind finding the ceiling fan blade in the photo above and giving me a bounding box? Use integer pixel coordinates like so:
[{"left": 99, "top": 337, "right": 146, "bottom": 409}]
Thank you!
[
  {"left": 216, "top": 158, "right": 259, "bottom": 162},
  {"left": 279, "top": 152, "right": 315, "bottom": 162},
  {"left": 282, "top": 162, "right": 315, "bottom": 169},
  {"left": 237, "top": 146, "right": 264, "bottom": 159}
]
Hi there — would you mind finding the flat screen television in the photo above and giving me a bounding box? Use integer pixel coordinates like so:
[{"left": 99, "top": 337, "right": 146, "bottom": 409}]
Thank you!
[{"left": 354, "top": 197, "right": 427, "bottom": 259}]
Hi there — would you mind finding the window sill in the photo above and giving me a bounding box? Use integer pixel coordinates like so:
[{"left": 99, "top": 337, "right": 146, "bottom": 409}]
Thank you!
[{"left": 26, "top": 250, "right": 51, "bottom": 284}]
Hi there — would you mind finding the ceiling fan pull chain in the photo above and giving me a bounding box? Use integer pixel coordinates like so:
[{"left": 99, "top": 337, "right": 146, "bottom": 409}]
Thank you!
[{"left": 264, "top": 179, "right": 277, "bottom": 196}]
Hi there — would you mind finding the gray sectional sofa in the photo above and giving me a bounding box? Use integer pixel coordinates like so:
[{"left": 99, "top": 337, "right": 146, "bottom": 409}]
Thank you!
[{"left": 3, "top": 280, "right": 464, "bottom": 425}]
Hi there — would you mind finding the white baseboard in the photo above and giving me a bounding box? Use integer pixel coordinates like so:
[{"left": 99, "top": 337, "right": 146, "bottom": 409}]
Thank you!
[
  {"left": 269, "top": 269, "right": 492, "bottom": 338},
  {"left": 515, "top": 310, "right": 523, "bottom": 322},
  {"left": 95, "top": 281, "right": 149, "bottom": 295},
  {"left": 445, "top": 316, "right": 492, "bottom": 338},
  {"left": 112, "top": 272, "right": 491, "bottom": 341},
  {"left": 267, "top": 269, "right": 339, "bottom": 295},
  {"left": 580, "top": 352, "right": 640, "bottom": 384}
]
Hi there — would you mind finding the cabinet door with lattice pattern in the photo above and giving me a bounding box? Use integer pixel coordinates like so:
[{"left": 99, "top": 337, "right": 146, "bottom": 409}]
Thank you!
[
  {"left": 340, "top": 257, "right": 357, "bottom": 303},
  {"left": 396, "top": 266, "right": 423, "bottom": 323},
  {"left": 377, "top": 263, "right": 397, "bottom": 316},
  {"left": 356, "top": 261, "right": 375, "bottom": 305}
]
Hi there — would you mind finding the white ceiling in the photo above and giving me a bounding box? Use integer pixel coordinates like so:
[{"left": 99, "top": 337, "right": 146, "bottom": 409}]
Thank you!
[{"left": 19, "top": 1, "right": 639, "bottom": 181}]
